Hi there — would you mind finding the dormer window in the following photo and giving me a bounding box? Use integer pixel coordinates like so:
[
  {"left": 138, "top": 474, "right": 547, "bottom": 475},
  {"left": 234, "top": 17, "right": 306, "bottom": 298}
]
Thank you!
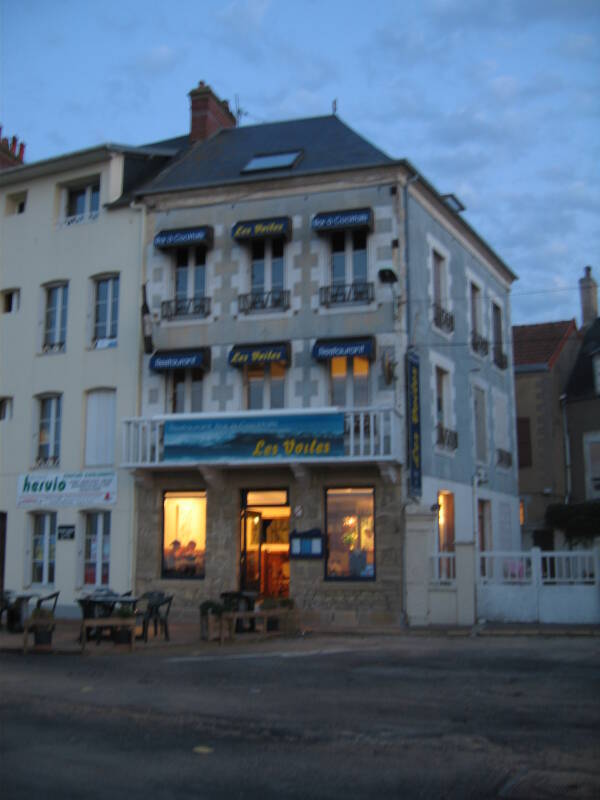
[
  {"left": 242, "top": 151, "right": 302, "bottom": 173},
  {"left": 62, "top": 178, "right": 100, "bottom": 225}
]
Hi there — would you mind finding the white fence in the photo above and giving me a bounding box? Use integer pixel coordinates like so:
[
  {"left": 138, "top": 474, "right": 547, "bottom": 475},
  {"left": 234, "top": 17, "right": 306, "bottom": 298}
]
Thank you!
[{"left": 477, "top": 548, "right": 600, "bottom": 624}]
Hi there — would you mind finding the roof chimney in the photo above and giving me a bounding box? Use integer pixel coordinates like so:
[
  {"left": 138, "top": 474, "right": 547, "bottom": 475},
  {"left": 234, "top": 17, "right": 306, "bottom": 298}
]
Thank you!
[
  {"left": 0, "top": 125, "right": 26, "bottom": 169},
  {"left": 189, "top": 81, "right": 236, "bottom": 143},
  {"left": 579, "top": 266, "right": 598, "bottom": 328}
]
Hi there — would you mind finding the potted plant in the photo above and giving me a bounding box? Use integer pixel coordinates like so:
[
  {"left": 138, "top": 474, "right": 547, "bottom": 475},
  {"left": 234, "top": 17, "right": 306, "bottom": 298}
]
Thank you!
[
  {"left": 113, "top": 605, "right": 135, "bottom": 645},
  {"left": 199, "top": 600, "right": 223, "bottom": 641},
  {"left": 30, "top": 607, "right": 55, "bottom": 646}
]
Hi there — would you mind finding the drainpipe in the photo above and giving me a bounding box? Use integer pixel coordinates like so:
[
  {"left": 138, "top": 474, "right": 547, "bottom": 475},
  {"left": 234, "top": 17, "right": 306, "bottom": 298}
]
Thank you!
[{"left": 560, "top": 394, "right": 571, "bottom": 504}]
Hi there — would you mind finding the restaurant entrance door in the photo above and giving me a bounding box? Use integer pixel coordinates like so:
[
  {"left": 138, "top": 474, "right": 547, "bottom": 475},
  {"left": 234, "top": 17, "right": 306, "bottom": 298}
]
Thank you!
[{"left": 240, "top": 490, "right": 290, "bottom": 598}]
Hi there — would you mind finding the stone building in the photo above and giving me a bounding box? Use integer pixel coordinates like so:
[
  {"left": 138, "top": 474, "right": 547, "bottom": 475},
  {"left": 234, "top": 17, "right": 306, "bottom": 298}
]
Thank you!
[{"left": 122, "top": 82, "right": 520, "bottom": 627}]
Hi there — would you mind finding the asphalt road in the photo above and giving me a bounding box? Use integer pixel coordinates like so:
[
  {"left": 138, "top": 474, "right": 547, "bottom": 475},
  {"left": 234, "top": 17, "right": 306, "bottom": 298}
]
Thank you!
[{"left": 1, "top": 634, "right": 599, "bottom": 799}]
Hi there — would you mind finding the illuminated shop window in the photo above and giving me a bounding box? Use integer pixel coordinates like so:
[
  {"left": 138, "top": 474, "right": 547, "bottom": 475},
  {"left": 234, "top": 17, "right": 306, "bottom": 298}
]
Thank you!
[
  {"left": 325, "top": 488, "right": 374, "bottom": 580},
  {"left": 162, "top": 491, "right": 207, "bottom": 579}
]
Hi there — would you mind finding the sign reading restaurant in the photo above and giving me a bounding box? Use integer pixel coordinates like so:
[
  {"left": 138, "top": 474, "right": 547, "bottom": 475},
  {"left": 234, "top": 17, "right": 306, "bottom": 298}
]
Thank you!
[{"left": 17, "top": 471, "right": 117, "bottom": 508}]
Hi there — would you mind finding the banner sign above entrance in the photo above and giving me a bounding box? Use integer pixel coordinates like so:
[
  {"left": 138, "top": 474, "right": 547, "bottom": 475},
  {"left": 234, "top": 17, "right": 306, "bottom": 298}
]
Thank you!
[
  {"left": 17, "top": 471, "right": 117, "bottom": 508},
  {"left": 311, "top": 208, "right": 373, "bottom": 233},
  {"left": 153, "top": 226, "right": 213, "bottom": 249},
  {"left": 312, "top": 337, "right": 375, "bottom": 361},
  {"left": 229, "top": 343, "right": 290, "bottom": 367},
  {"left": 163, "top": 413, "right": 344, "bottom": 463},
  {"left": 406, "top": 351, "right": 422, "bottom": 498},
  {"left": 231, "top": 217, "right": 291, "bottom": 241},
  {"left": 150, "top": 348, "right": 210, "bottom": 372}
]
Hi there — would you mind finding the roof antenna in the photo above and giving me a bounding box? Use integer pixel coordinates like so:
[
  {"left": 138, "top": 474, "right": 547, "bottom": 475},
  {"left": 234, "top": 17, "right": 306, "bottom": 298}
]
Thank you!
[
  {"left": 332, "top": 99, "right": 337, "bottom": 114},
  {"left": 234, "top": 94, "right": 248, "bottom": 127}
]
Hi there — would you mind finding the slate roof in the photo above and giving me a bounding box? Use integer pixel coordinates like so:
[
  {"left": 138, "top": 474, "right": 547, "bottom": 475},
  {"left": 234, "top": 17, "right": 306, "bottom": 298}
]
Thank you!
[
  {"left": 565, "top": 317, "right": 600, "bottom": 398},
  {"left": 137, "top": 115, "right": 393, "bottom": 195},
  {"left": 512, "top": 320, "right": 577, "bottom": 370}
]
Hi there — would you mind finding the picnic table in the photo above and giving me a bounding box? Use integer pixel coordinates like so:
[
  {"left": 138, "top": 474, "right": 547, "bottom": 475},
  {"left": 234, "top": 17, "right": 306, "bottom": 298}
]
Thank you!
[{"left": 77, "top": 591, "right": 139, "bottom": 649}]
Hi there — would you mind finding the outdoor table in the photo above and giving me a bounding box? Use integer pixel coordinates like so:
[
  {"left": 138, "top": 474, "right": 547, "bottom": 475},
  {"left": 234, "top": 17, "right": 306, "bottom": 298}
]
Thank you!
[{"left": 6, "top": 593, "right": 40, "bottom": 633}]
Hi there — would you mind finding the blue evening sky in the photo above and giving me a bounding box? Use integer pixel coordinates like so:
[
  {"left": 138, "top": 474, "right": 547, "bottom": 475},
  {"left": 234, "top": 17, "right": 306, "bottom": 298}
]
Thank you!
[{"left": 1, "top": 0, "right": 598, "bottom": 325}]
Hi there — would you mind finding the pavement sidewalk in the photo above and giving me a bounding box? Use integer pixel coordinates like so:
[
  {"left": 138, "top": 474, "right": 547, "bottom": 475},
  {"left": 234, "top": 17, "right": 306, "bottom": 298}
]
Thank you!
[{"left": 1, "top": 616, "right": 598, "bottom": 656}]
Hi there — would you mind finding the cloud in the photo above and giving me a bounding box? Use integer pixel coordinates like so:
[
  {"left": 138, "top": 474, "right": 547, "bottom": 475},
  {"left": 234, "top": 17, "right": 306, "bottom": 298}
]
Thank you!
[{"left": 132, "top": 45, "right": 181, "bottom": 76}]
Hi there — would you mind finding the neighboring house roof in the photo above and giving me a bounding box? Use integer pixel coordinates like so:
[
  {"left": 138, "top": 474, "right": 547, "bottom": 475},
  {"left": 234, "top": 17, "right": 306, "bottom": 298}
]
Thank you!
[
  {"left": 565, "top": 317, "right": 600, "bottom": 399},
  {"left": 137, "top": 115, "right": 393, "bottom": 195},
  {"left": 513, "top": 320, "right": 577, "bottom": 372}
]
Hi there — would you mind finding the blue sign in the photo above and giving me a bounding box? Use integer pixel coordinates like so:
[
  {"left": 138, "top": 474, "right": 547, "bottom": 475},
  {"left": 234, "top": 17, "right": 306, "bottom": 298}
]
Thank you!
[
  {"left": 232, "top": 217, "right": 291, "bottom": 240},
  {"left": 229, "top": 343, "right": 289, "bottom": 367},
  {"left": 150, "top": 350, "right": 209, "bottom": 371},
  {"left": 153, "top": 227, "right": 213, "bottom": 248},
  {"left": 312, "top": 338, "right": 374, "bottom": 361},
  {"left": 163, "top": 413, "right": 345, "bottom": 463},
  {"left": 311, "top": 208, "right": 373, "bottom": 232},
  {"left": 406, "top": 351, "right": 421, "bottom": 497}
]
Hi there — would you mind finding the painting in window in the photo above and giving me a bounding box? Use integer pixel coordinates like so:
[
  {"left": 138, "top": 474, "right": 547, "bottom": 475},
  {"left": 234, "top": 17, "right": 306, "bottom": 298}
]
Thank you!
[{"left": 162, "top": 491, "right": 207, "bottom": 579}]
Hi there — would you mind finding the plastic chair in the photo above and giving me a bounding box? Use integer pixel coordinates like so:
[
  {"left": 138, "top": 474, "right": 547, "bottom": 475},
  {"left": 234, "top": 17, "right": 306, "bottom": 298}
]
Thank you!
[
  {"left": 136, "top": 592, "right": 173, "bottom": 642},
  {"left": 36, "top": 591, "right": 60, "bottom": 613}
]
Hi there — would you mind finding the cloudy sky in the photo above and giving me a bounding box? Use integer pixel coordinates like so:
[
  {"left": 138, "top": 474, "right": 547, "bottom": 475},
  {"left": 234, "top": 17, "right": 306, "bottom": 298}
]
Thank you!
[{"left": 1, "top": 0, "right": 598, "bottom": 325}]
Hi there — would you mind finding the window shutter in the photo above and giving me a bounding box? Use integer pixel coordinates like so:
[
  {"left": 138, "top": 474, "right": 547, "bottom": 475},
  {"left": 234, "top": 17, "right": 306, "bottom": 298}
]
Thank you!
[{"left": 85, "top": 390, "right": 116, "bottom": 465}]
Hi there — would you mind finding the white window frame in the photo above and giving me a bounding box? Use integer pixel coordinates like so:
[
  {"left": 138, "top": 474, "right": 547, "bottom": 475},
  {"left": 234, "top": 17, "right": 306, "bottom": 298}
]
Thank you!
[
  {"left": 61, "top": 178, "right": 100, "bottom": 225},
  {"left": 174, "top": 246, "right": 207, "bottom": 310},
  {"left": 329, "top": 356, "right": 370, "bottom": 408},
  {"left": 1, "top": 288, "right": 20, "bottom": 314},
  {"left": 83, "top": 511, "right": 111, "bottom": 588},
  {"left": 85, "top": 388, "right": 116, "bottom": 466},
  {"left": 169, "top": 369, "right": 204, "bottom": 413},
  {"left": 430, "top": 351, "right": 456, "bottom": 453},
  {"left": 0, "top": 396, "right": 13, "bottom": 420},
  {"left": 426, "top": 234, "right": 453, "bottom": 336},
  {"left": 43, "top": 281, "right": 69, "bottom": 353},
  {"left": 31, "top": 512, "right": 56, "bottom": 586},
  {"left": 326, "top": 229, "right": 369, "bottom": 302},
  {"left": 245, "top": 363, "right": 286, "bottom": 410},
  {"left": 92, "top": 274, "right": 119, "bottom": 348},
  {"left": 472, "top": 381, "right": 488, "bottom": 465},
  {"left": 36, "top": 394, "right": 62, "bottom": 467},
  {"left": 583, "top": 431, "right": 600, "bottom": 500}
]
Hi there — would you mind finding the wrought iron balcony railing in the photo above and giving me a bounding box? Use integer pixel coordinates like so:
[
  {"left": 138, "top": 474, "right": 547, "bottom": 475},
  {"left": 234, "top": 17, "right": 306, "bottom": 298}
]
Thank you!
[
  {"left": 238, "top": 290, "right": 290, "bottom": 314},
  {"left": 496, "top": 448, "right": 513, "bottom": 468},
  {"left": 471, "top": 331, "right": 489, "bottom": 356},
  {"left": 493, "top": 345, "right": 508, "bottom": 370},
  {"left": 161, "top": 296, "right": 211, "bottom": 321},
  {"left": 319, "top": 282, "right": 374, "bottom": 307},
  {"left": 436, "top": 423, "right": 458, "bottom": 451},
  {"left": 432, "top": 303, "right": 455, "bottom": 333}
]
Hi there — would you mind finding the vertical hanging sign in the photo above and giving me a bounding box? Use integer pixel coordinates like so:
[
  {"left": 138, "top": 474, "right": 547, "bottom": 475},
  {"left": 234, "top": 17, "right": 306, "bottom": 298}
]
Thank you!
[{"left": 406, "top": 351, "right": 422, "bottom": 497}]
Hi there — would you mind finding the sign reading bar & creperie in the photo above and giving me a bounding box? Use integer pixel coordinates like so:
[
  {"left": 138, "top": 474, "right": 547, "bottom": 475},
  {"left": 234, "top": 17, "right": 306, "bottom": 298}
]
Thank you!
[{"left": 17, "top": 471, "right": 117, "bottom": 508}]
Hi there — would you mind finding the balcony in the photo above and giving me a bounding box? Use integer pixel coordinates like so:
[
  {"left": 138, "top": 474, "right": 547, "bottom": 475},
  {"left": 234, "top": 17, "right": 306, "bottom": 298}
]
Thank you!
[
  {"left": 496, "top": 448, "right": 513, "bottom": 468},
  {"left": 471, "top": 331, "right": 489, "bottom": 356},
  {"left": 319, "top": 282, "right": 374, "bottom": 307},
  {"left": 161, "top": 296, "right": 211, "bottom": 321},
  {"left": 432, "top": 303, "right": 454, "bottom": 333},
  {"left": 238, "top": 290, "right": 290, "bottom": 314},
  {"left": 122, "top": 406, "right": 402, "bottom": 469},
  {"left": 493, "top": 345, "right": 508, "bottom": 370},
  {"left": 436, "top": 423, "right": 458, "bottom": 451}
]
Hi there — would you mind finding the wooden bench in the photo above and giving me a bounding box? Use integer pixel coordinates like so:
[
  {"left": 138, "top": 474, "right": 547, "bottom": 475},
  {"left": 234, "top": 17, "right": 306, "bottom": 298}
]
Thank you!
[
  {"left": 80, "top": 617, "right": 137, "bottom": 652},
  {"left": 219, "top": 609, "right": 295, "bottom": 644}
]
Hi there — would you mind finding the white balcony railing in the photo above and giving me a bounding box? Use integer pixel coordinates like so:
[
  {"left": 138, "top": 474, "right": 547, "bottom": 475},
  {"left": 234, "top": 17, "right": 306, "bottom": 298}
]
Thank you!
[
  {"left": 122, "top": 406, "right": 402, "bottom": 469},
  {"left": 430, "top": 553, "right": 456, "bottom": 585}
]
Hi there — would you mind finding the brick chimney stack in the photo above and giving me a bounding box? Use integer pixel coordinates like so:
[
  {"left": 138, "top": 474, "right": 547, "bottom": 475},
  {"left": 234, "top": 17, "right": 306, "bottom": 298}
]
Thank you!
[
  {"left": 189, "top": 81, "right": 236, "bottom": 143},
  {"left": 0, "top": 125, "right": 26, "bottom": 169},
  {"left": 579, "top": 265, "right": 598, "bottom": 328}
]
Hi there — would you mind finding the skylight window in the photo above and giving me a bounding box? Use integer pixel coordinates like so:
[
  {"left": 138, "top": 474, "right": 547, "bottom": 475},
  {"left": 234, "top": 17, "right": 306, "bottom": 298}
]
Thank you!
[{"left": 242, "top": 151, "right": 303, "bottom": 173}]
